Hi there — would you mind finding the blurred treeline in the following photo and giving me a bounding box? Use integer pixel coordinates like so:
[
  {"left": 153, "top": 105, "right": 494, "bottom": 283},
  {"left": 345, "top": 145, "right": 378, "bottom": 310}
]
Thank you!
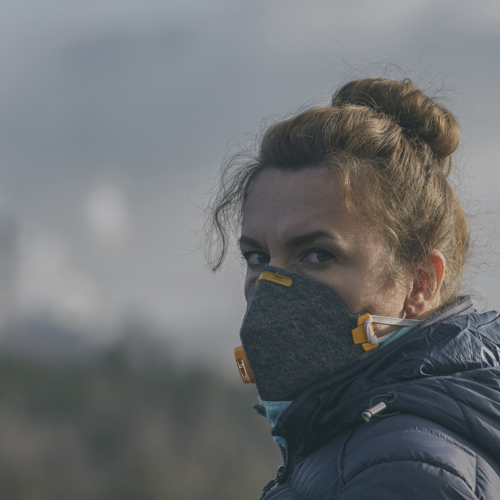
[{"left": 0, "top": 329, "right": 281, "bottom": 500}]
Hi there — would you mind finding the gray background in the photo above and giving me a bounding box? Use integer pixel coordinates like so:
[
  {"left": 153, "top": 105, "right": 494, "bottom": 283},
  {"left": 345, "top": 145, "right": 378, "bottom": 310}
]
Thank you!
[{"left": 2, "top": 0, "right": 499, "bottom": 372}]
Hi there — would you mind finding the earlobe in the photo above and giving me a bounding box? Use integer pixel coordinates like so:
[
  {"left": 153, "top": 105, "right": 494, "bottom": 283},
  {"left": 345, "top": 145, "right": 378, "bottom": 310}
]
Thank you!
[
  {"left": 405, "top": 303, "right": 416, "bottom": 316},
  {"left": 404, "top": 287, "right": 426, "bottom": 319},
  {"left": 404, "top": 251, "right": 446, "bottom": 319}
]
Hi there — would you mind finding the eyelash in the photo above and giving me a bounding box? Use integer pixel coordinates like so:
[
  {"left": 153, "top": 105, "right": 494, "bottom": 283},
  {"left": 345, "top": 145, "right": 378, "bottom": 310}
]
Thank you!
[
  {"left": 240, "top": 248, "right": 336, "bottom": 268},
  {"left": 302, "top": 248, "right": 336, "bottom": 264},
  {"left": 240, "top": 251, "right": 269, "bottom": 268}
]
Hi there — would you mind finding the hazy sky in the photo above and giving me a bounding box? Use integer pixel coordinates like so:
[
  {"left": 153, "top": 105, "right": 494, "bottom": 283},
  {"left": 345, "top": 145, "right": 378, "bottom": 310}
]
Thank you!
[{"left": 1, "top": 0, "right": 499, "bottom": 370}]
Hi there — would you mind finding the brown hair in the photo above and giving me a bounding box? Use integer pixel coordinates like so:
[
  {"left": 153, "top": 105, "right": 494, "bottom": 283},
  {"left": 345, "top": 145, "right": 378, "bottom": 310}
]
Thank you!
[{"left": 207, "top": 78, "right": 470, "bottom": 306}]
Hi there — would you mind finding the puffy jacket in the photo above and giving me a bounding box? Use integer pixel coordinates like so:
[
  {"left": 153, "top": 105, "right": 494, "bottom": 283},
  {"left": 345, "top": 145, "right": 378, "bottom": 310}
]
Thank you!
[{"left": 260, "top": 297, "right": 500, "bottom": 499}]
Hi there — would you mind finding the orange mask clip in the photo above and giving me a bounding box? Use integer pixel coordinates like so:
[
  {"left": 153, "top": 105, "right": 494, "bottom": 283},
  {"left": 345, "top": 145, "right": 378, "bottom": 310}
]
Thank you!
[
  {"left": 351, "top": 313, "right": 378, "bottom": 352},
  {"left": 234, "top": 345, "right": 255, "bottom": 384}
]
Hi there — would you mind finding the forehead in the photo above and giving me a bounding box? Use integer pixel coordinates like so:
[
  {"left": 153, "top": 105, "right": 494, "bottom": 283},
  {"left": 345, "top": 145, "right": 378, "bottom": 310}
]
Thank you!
[{"left": 242, "top": 167, "right": 351, "bottom": 236}]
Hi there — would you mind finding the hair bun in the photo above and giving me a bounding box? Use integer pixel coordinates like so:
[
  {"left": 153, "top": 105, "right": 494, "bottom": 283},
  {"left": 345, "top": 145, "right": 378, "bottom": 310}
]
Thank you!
[{"left": 331, "top": 78, "right": 460, "bottom": 163}]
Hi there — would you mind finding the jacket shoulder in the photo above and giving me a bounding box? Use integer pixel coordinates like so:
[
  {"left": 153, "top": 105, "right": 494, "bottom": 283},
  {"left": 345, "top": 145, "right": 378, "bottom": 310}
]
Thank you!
[
  {"left": 271, "top": 413, "right": 500, "bottom": 500},
  {"left": 340, "top": 414, "right": 479, "bottom": 498}
]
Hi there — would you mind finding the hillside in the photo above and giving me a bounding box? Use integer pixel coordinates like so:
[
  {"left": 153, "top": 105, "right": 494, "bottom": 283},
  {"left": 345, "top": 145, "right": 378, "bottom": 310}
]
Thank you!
[{"left": 0, "top": 336, "right": 281, "bottom": 499}]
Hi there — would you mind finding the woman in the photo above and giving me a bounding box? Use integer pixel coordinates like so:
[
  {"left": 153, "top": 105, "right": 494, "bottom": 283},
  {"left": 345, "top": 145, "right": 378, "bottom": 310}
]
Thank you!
[{"left": 207, "top": 78, "right": 500, "bottom": 499}]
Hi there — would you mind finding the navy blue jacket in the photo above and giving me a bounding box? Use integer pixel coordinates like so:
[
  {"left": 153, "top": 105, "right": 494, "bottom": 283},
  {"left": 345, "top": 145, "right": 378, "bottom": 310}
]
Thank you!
[{"left": 262, "top": 298, "right": 500, "bottom": 499}]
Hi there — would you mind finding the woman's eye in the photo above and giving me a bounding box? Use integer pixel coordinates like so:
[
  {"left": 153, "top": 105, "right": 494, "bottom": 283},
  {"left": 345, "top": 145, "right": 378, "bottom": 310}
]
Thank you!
[
  {"left": 243, "top": 251, "right": 270, "bottom": 268},
  {"left": 302, "top": 249, "right": 334, "bottom": 264}
]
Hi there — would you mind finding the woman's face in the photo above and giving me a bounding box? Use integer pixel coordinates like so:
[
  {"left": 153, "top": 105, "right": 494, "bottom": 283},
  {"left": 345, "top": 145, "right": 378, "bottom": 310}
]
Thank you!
[{"left": 240, "top": 167, "right": 414, "bottom": 328}]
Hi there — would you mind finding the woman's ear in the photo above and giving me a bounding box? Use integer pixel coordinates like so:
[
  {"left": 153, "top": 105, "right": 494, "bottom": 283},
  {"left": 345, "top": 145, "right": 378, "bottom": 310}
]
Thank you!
[{"left": 404, "top": 251, "right": 446, "bottom": 319}]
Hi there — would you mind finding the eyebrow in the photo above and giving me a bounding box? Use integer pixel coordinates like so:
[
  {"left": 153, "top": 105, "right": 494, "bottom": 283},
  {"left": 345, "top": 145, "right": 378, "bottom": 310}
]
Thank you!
[
  {"left": 238, "top": 235, "right": 264, "bottom": 249},
  {"left": 238, "top": 230, "right": 338, "bottom": 250},
  {"left": 285, "top": 230, "right": 338, "bottom": 248}
]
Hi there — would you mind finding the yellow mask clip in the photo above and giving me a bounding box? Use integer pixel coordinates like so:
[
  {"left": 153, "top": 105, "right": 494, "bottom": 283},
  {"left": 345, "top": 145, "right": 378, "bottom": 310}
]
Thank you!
[{"left": 255, "top": 271, "right": 292, "bottom": 287}]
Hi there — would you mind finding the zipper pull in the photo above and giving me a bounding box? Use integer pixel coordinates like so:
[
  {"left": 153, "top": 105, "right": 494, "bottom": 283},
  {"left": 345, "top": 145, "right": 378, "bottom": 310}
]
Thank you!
[
  {"left": 260, "top": 465, "right": 285, "bottom": 498},
  {"left": 362, "top": 402, "right": 387, "bottom": 422}
]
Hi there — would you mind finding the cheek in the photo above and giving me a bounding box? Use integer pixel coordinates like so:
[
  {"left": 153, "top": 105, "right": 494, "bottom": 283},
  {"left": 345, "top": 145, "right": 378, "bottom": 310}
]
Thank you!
[
  {"left": 331, "top": 281, "right": 365, "bottom": 314},
  {"left": 364, "top": 279, "right": 409, "bottom": 318},
  {"left": 316, "top": 256, "right": 395, "bottom": 315}
]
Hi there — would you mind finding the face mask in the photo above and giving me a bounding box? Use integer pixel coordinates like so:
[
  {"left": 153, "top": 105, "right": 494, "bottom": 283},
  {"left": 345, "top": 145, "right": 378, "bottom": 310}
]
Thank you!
[{"left": 234, "top": 265, "right": 417, "bottom": 401}]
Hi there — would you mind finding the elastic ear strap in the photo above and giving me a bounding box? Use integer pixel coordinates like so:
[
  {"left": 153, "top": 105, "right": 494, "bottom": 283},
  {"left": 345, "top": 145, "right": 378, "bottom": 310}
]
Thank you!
[
  {"left": 371, "top": 315, "right": 418, "bottom": 327},
  {"left": 352, "top": 314, "right": 418, "bottom": 352}
]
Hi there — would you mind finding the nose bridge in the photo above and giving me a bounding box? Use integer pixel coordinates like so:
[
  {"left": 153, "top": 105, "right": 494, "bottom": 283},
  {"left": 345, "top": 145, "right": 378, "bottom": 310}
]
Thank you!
[
  {"left": 268, "top": 256, "right": 288, "bottom": 271},
  {"left": 261, "top": 236, "right": 289, "bottom": 271}
]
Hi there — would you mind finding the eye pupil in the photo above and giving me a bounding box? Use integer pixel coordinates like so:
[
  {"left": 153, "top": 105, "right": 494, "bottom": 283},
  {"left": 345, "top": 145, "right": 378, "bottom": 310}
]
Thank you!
[{"left": 317, "top": 251, "right": 330, "bottom": 262}]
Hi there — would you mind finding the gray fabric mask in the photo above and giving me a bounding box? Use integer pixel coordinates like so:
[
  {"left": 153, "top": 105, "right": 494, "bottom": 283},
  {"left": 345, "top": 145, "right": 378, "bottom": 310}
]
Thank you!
[{"left": 234, "top": 265, "right": 416, "bottom": 401}]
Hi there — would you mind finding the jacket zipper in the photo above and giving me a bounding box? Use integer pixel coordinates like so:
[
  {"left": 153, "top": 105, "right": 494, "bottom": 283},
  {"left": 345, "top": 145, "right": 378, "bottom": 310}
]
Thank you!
[{"left": 260, "top": 465, "right": 285, "bottom": 498}]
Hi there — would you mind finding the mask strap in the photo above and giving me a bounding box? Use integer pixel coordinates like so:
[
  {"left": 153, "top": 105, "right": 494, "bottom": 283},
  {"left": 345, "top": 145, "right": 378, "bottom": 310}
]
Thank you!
[
  {"left": 352, "top": 314, "right": 419, "bottom": 351},
  {"left": 370, "top": 315, "right": 418, "bottom": 327}
]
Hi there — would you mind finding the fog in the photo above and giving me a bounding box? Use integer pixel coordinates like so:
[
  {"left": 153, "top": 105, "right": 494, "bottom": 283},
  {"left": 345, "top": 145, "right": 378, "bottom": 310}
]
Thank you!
[{"left": 1, "top": 0, "right": 499, "bottom": 371}]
